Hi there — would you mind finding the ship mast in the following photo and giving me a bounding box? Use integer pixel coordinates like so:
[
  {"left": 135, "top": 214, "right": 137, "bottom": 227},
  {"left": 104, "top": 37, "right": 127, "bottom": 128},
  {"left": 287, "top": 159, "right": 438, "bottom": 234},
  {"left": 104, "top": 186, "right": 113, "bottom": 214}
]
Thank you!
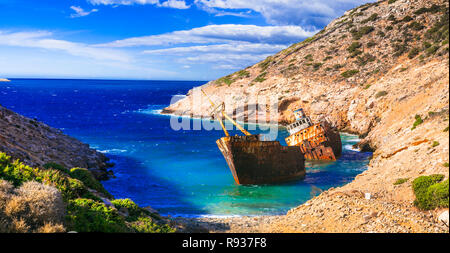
[{"left": 201, "top": 89, "right": 251, "bottom": 137}]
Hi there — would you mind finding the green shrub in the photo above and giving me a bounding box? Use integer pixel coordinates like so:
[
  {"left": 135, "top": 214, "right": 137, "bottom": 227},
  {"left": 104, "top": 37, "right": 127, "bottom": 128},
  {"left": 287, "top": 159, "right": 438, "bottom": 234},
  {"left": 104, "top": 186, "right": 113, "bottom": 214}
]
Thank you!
[
  {"left": 408, "top": 47, "right": 420, "bottom": 59},
  {"left": 351, "top": 26, "right": 374, "bottom": 40},
  {"left": 426, "top": 180, "right": 449, "bottom": 208},
  {"left": 69, "top": 167, "right": 111, "bottom": 198},
  {"left": 253, "top": 72, "right": 267, "bottom": 83},
  {"left": 304, "top": 54, "right": 313, "bottom": 61},
  {"left": 43, "top": 163, "right": 68, "bottom": 173},
  {"left": 388, "top": 0, "right": 397, "bottom": 4},
  {"left": 400, "top": 15, "right": 413, "bottom": 23},
  {"left": 375, "top": 91, "right": 388, "bottom": 98},
  {"left": 111, "top": 198, "right": 142, "bottom": 219},
  {"left": 43, "top": 171, "right": 88, "bottom": 201},
  {"left": 236, "top": 70, "right": 250, "bottom": 78},
  {"left": 216, "top": 75, "right": 234, "bottom": 86},
  {"left": 409, "top": 21, "right": 424, "bottom": 31},
  {"left": 341, "top": 69, "right": 359, "bottom": 78},
  {"left": 411, "top": 115, "right": 423, "bottom": 130},
  {"left": 359, "top": 26, "right": 375, "bottom": 35},
  {"left": 393, "top": 43, "right": 408, "bottom": 57},
  {"left": 129, "top": 217, "right": 175, "bottom": 233},
  {"left": 394, "top": 178, "right": 409, "bottom": 185},
  {"left": 424, "top": 12, "right": 449, "bottom": 43},
  {"left": 367, "top": 41, "right": 376, "bottom": 48},
  {"left": 444, "top": 126, "right": 449, "bottom": 132},
  {"left": 361, "top": 13, "right": 378, "bottom": 24},
  {"left": 356, "top": 53, "right": 376, "bottom": 66},
  {"left": 426, "top": 45, "right": 440, "bottom": 55},
  {"left": 412, "top": 175, "right": 448, "bottom": 210},
  {"left": 0, "top": 157, "right": 40, "bottom": 186},
  {"left": 347, "top": 41, "right": 362, "bottom": 53},
  {"left": 423, "top": 41, "right": 432, "bottom": 49},
  {"left": 258, "top": 57, "right": 273, "bottom": 71},
  {"left": 333, "top": 64, "right": 344, "bottom": 70},
  {"left": 443, "top": 162, "right": 449, "bottom": 167},
  {"left": 414, "top": 4, "right": 444, "bottom": 15},
  {"left": 65, "top": 198, "right": 129, "bottom": 232},
  {"left": 312, "top": 62, "right": 323, "bottom": 71},
  {"left": 388, "top": 14, "right": 396, "bottom": 22},
  {"left": 431, "top": 141, "right": 440, "bottom": 147}
]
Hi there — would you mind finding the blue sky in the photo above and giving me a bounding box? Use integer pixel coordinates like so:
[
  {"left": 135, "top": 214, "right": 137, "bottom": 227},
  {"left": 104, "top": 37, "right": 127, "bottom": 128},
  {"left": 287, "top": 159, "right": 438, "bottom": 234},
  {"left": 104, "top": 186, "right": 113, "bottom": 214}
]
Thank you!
[{"left": 0, "top": 0, "right": 373, "bottom": 80}]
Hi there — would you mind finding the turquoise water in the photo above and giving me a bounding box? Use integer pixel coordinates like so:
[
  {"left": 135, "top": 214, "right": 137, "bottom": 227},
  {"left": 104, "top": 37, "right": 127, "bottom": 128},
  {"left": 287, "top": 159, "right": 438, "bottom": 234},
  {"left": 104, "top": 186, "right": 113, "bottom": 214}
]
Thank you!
[{"left": 0, "top": 79, "right": 372, "bottom": 217}]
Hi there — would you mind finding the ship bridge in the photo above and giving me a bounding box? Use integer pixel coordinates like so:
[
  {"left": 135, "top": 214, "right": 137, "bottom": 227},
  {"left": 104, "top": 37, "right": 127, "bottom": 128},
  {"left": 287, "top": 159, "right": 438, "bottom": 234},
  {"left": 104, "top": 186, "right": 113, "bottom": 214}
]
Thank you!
[{"left": 286, "top": 108, "right": 313, "bottom": 136}]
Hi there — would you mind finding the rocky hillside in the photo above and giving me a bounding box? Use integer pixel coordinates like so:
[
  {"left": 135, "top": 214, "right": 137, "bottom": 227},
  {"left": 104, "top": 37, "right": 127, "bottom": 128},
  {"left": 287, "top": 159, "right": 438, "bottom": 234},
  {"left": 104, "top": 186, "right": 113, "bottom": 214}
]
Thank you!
[
  {"left": 0, "top": 105, "right": 113, "bottom": 180},
  {"left": 165, "top": 0, "right": 449, "bottom": 232}
]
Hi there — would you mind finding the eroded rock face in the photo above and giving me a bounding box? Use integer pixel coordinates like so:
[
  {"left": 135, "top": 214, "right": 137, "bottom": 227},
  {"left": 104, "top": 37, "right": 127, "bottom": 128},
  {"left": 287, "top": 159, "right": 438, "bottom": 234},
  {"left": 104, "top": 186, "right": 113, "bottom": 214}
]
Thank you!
[
  {"left": 164, "top": 0, "right": 448, "bottom": 136},
  {"left": 0, "top": 105, "right": 113, "bottom": 180}
]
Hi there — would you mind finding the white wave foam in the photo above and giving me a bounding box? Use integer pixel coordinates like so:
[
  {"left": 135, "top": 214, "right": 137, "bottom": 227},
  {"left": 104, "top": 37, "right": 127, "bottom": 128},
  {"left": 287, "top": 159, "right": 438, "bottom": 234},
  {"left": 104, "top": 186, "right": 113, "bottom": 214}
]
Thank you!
[
  {"left": 98, "top": 149, "right": 128, "bottom": 154},
  {"left": 344, "top": 144, "right": 360, "bottom": 152},
  {"left": 166, "top": 213, "right": 274, "bottom": 218}
]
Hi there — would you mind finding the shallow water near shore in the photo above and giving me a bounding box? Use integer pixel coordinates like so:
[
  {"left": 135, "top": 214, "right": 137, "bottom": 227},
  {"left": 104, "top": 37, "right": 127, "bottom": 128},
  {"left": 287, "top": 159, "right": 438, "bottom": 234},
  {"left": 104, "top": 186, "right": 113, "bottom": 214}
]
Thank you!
[{"left": 0, "top": 79, "right": 372, "bottom": 217}]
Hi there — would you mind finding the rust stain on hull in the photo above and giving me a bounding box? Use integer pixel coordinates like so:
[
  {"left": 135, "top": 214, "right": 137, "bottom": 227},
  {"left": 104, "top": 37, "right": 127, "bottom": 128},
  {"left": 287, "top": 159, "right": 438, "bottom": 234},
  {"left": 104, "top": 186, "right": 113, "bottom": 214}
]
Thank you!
[{"left": 217, "top": 135, "right": 306, "bottom": 185}]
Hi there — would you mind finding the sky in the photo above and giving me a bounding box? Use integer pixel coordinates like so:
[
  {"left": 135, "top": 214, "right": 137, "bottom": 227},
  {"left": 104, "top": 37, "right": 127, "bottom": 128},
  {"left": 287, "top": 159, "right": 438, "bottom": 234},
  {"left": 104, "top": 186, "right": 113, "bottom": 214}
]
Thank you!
[{"left": 0, "top": 0, "right": 374, "bottom": 80}]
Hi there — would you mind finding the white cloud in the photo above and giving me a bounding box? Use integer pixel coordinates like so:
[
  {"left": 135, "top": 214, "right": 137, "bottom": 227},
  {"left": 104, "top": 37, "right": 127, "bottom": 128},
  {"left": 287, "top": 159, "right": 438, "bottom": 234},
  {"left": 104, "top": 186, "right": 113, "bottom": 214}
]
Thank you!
[
  {"left": 0, "top": 30, "right": 130, "bottom": 62},
  {"left": 94, "top": 24, "right": 316, "bottom": 73},
  {"left": 143, "top": 42, "right": 285, "bottom": 70},
  {"left": 70, "top": 6, "right": 99, "bottom": 18},
  {"left": 184, "top": 53, "right": 269, "bottom": 64},
  {"left": 99, "top": 24, "right": 316, "bottom": 47},
  {"left": 142, "top": 43, "right": 286, "bottom": 55},
  {"left": 160, "top": 0, "right": 190, "bottom": 9},
  {"left": 194, "top": 0, "right": 375, "bottom": 26},
  {"left": 87, "top": 0, "right": 190, "bottom": 9},
  {"left": 88, "top": 0, "right": 159, "bottom": 5}
]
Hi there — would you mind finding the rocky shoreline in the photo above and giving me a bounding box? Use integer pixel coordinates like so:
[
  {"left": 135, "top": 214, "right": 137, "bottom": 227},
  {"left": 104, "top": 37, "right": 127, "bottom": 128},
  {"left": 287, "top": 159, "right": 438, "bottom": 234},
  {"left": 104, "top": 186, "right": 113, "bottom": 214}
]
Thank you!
[
  {"left": 0, "top": 104, "right": 114, "bottom": 180},
  {"left": 175, "top": 195, "right": 449, "bottom": 233}
]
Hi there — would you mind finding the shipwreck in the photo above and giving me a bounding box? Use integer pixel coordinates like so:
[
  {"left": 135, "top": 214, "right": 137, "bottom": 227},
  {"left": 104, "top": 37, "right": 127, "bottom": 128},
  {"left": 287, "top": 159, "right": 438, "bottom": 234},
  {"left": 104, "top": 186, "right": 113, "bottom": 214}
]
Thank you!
[
  {"left": 285, "top": 108, "right": 342, "bottom": 160},
  {"left": 202, "top": 90, "right": 306, "bottom": 185}
]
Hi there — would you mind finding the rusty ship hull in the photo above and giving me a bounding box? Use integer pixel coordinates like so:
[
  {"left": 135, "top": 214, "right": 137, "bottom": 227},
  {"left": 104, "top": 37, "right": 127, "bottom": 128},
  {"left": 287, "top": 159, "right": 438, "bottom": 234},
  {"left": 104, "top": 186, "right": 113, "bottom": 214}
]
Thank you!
[
  {"left": 285, "top": 121, "right": 342, "bottom": 161},
  {"left": 216, "top": 135, "right": 306, "bottom": 185}
]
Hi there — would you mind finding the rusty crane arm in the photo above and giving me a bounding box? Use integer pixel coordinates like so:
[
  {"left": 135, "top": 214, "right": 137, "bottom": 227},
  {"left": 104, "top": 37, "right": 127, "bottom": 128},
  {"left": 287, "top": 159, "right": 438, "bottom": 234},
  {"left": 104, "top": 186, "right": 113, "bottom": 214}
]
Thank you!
[{"left": 201, "top": 89, "right": 251, "bottom": 136}]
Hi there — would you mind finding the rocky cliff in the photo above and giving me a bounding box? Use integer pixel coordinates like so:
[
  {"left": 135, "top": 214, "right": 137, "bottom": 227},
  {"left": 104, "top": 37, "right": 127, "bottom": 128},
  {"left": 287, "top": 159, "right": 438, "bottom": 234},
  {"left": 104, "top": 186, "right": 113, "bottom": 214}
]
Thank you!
[
  {"left": 165, "top": 0, "right": 449, "bottom": 232},
  {"left": 0, "top": 105, "right": 113, "bottom": 180}
]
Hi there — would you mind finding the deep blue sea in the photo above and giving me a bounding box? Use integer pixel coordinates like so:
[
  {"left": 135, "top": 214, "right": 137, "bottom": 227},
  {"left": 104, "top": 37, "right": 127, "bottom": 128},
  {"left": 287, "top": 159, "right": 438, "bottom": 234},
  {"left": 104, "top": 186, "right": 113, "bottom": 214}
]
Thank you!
[{"left": 0, "top": 79, "right": 372, "bottom": 217}]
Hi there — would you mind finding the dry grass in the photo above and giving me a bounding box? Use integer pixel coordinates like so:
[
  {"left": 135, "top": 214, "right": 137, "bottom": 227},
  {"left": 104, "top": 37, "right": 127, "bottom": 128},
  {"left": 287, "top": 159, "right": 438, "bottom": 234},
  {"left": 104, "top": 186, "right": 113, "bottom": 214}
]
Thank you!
[
  {"left": 0, "top": 180, "right": 66, "bottom": 232},
  {"left": 37, "top": 222, "right": 65, "bottom": 233},
  {"left": 0, "top": 180, "right": 14, "bottom": 207}
]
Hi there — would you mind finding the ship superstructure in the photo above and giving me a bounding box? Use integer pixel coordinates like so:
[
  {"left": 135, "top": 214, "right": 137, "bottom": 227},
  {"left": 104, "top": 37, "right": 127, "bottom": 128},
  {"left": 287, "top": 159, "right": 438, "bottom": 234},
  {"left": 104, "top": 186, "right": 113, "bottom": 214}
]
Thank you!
[{"left": 285, "top": 108, "right": 342, "bottom": 161}]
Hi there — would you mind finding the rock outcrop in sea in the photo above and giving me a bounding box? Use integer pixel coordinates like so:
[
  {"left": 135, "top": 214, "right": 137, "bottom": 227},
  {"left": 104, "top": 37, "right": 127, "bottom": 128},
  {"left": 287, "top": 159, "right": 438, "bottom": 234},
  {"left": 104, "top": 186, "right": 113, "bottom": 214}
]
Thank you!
[
  {"left": 0, "top": 104, "right": 113, "bottom": 180},
  {"left": 165, "top": 0, "right": 449, "bottom": 233}
]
